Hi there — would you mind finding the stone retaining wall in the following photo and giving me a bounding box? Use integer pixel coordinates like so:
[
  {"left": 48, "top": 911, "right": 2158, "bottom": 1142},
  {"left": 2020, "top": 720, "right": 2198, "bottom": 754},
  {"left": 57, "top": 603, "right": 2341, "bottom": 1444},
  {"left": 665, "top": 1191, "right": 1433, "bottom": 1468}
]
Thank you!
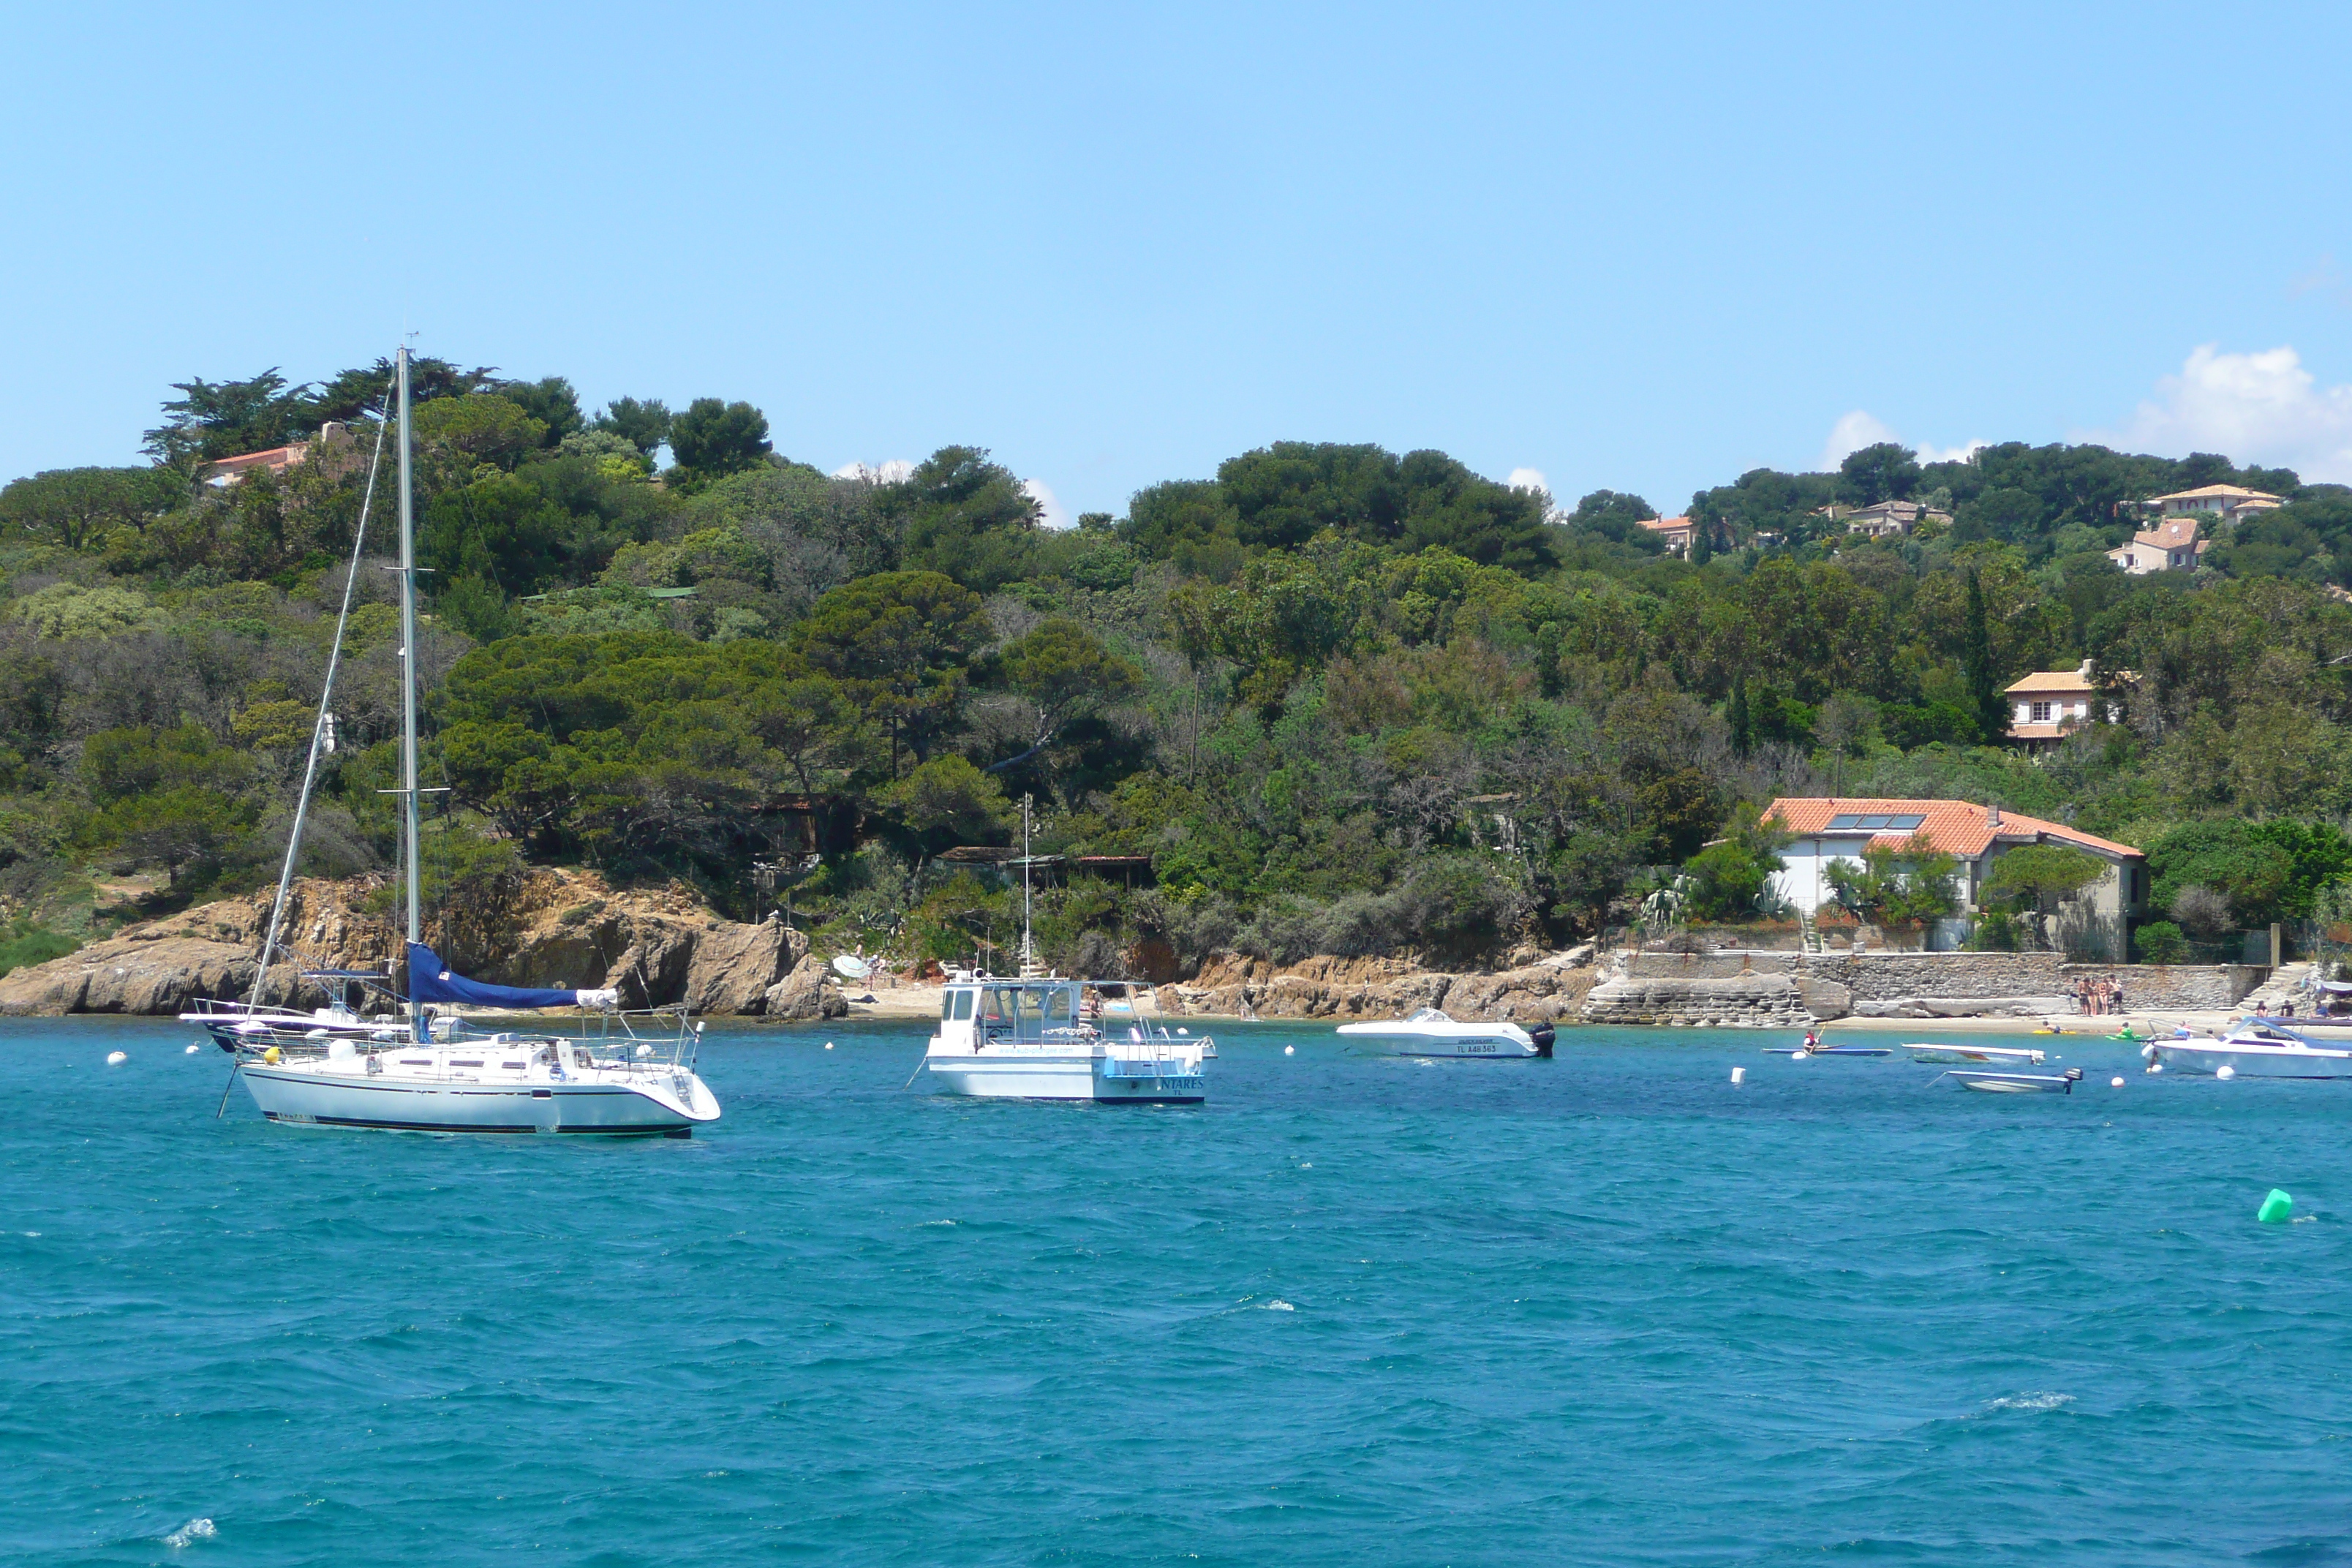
[
  {"left": 1578, "top": 975, "right": 1834, "bottom": 1028},
  {"left": 1605, "top": 949, "right": 2261, "bottom": 1022}
]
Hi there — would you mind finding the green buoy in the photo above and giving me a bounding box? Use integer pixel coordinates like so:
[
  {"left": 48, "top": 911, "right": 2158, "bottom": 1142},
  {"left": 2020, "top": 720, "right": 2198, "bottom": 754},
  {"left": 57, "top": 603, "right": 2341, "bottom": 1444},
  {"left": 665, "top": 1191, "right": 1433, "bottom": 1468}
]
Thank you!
[{"left": 2258, "top": 1188, "right": 2294, "bottom": 1225}]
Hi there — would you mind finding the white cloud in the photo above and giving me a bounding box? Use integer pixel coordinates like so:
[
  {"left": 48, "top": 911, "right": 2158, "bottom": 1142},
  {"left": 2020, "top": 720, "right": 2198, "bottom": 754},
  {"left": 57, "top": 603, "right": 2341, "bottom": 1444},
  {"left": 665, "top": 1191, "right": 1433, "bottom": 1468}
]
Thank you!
[
  {"left": 1022, "top": 478, "right": 1072, "bottom": 530},
  {"left": 832, "top": 459, "right": 914, "bottom": 483},
  {"left": 2094, "top": 344, "right": 2352, "bottom": 483},
  {"left": 1506, "top": 467, "right": 1550, "bottom": 501},
  {"left": 1916, "top": 438, "right": 1990, "bottom": 465},
  {"left": 1817, "top": 410, "right": 1897, "bottom": 471}
]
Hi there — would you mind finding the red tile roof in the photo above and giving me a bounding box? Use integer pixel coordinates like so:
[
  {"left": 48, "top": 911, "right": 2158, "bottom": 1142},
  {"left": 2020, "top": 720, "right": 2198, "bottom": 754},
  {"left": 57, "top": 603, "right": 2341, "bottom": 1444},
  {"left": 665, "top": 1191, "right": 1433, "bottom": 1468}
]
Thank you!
[
  {"left": 1765, "top": 796, "right": 2142, "bottom": 860},
  {"left": 2004, "top": 668, "right": 2098, "bottom": 695}
]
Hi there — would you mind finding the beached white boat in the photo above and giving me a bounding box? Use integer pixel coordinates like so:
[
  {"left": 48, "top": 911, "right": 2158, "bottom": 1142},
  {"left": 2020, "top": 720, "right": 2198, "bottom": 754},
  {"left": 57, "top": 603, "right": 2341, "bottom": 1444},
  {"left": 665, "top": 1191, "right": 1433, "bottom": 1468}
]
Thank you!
[
  {"left": 921, "top": 974, "right": 1210, "bottom": 1102},
  {"left": 1904, "top": 1043, "right": 2047, "bottom": 1066},
  {"left": 1335, "top": 1008, "right": 1556, "bottom": 1058},
  {"left": 2144, "top": 1022, "right": 2352, "bottom": 1079},
  {"left": 1943, "top": 1067, "right": 2083, "bottom": 1094}
]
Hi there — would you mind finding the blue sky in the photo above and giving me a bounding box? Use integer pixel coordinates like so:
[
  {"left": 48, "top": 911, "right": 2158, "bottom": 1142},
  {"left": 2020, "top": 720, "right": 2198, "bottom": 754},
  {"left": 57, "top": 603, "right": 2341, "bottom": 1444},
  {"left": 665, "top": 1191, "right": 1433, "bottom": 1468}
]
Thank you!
[{"left": 6, "top": 2, "right": 2352, "bottom": 519}]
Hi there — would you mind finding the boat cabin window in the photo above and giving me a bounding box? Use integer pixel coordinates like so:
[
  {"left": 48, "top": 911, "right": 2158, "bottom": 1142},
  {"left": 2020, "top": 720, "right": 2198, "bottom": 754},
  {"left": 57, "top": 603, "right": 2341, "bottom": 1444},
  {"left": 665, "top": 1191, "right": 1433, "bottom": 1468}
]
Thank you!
[
  {"left": 943, "top": 989, "right": 976, "bottom": 1021},
  {"left": 1040, "top": 987, "right": 1073, "bottom": 1025}
]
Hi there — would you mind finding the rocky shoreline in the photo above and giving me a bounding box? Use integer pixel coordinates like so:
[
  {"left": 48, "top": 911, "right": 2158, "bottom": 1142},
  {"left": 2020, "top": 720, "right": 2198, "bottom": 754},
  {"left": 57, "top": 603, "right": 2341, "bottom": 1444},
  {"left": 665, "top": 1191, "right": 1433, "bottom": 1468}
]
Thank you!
[{"left": 0, "top": 868, "right": 848, "bottom": 1022}]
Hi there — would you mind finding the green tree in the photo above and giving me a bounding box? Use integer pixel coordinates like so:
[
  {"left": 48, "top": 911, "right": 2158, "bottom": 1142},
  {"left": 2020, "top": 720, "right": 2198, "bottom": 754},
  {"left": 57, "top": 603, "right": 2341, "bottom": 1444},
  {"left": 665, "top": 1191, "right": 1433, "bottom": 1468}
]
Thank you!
[
  {"left": 870, "top": 754, "right": 1011, "bottom": 851},
  {"left": 1826, "top": 834, "right": 1960, "bottom": 946},
  {"left": 1961, "top": 568, "right": 2006, "bottom": 742},
  {"left": 1981, "top": 844, "right": 2106, "bottom": 918},
  {"left": 0, "top": 467, "right": 184, "bottom": 550},
  {"left": 668, "top": 399, "right": 772, "bottom": 480},
  {"left": 895, "top": 446, "right": 1041, "bottom": 589},
  {"left": 791, "top": 571, "right": 990, "bottom": 772},
  {"left": 1839, "top": 441, "right": 1921, "bottom": 505},
  {"left": 595, "top": 396, "right": 673, "bottom": 459},
  {"left": 142, "top": 369, "right": 307, "bottom": 465},
  {"left": 995, "top": 619, "right": 1144, "bottom": 771},
  {"left": 1678, "top": 802, "right": 1790, "bottom": 921}
]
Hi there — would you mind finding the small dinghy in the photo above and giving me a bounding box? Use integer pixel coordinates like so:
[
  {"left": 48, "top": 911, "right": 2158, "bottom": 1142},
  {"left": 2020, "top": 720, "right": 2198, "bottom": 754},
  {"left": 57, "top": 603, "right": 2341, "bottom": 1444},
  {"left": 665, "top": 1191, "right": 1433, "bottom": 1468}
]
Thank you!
[
  {"left": 1761, "top": 1044, "right": 1891, "bottom": 1058},
  {"left": 1942, "top": 1067, "right": 2084, "bottom": 1095},
  {"left": 1904, "top": 1044, "right": 2048, "bottom": 1066}
]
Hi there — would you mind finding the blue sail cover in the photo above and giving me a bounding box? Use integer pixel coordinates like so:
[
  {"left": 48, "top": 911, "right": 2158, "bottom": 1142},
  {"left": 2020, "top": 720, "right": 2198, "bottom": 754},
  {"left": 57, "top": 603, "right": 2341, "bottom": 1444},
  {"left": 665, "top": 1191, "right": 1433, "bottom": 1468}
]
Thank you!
[{"left": 406, "top": 943, "right": 586, "bottom": 1009}]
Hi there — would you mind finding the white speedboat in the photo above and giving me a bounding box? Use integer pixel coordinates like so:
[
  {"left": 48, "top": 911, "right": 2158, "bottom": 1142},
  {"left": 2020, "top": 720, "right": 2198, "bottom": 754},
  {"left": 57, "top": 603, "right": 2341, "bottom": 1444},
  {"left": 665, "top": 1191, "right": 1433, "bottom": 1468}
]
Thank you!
[
  {"left": 1336, "top": 1008, "right": 1555, "bottom": 1058},
  {"left": 240, "top": 1022, "right": 717, "bottom": 1136},
  {"left": 921, "top": 973, "right": 1210, "bottom": 1102},
  {"left": 1943, "top": 1068, "right": 2083, "bottom": 1094},
  {"left": 1904, "top": 1043, "right": 2047, "bottom": 1066},
  {"left": 2144, "top": 1022, "right": 2352, "bottom": 1078}
]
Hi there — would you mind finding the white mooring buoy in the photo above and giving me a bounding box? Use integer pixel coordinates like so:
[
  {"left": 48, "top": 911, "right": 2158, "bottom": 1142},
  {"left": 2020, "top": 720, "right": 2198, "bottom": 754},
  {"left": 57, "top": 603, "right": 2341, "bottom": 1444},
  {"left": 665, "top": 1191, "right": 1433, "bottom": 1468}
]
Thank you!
[
  {"left": 2111, "top": 1076, "right": 2126, "bottom": 1088},
  {"left": 105, "top": 1051, "right": 127, "bottom": 1066},
  {"left": 1284, "top": 1044, "right": 1294, "bottom": 1055},
  {"left": 2217, "top": 1064, "right": 2236, "bottom": 1080},
  {"left": 824, "top": 1041, "right": 834, "bottom": 1049},
  {"left": 1730, "top": 1066, "right": 1746, "bottom": 1085},
  {"left": 185, "top": 1043, "right": 200, "bottom": 1055}
]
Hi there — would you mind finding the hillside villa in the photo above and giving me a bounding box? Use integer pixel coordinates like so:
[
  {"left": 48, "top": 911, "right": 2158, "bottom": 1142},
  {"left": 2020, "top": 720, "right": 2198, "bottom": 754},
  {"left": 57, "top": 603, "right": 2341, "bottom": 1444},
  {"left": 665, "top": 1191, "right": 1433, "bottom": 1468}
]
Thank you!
[
  {"left": 1638, "top": 515, "right": 1694, "bottom": 556},
  {"left": 202, "top": 421, "right": 355, "bottom": 486},
  {"left": 2004, "top": 660, "right": 2125, "bottom": 749},
  {"left": 2106, "top": 484, "right": 2286, "bottom": 576},
  {"left": 1762, "top": 796, "right": 2146, "bottom": 950},
  {"left": 2136, "top": 483, "right": 2284, "bottom": 526},
  {"left": 1818, "top": 498, "right": 1953, "bottom": 538},
  {"left": 2107, "top": 516, "right": 2209, "bottom": 575}
]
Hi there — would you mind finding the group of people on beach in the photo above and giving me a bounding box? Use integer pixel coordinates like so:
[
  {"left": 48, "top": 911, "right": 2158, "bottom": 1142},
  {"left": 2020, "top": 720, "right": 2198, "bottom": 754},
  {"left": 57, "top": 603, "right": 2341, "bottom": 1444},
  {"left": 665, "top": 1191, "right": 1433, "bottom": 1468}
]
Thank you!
[{"left": 2074, "top": 976, "right": 2125, "bottom": 1015}]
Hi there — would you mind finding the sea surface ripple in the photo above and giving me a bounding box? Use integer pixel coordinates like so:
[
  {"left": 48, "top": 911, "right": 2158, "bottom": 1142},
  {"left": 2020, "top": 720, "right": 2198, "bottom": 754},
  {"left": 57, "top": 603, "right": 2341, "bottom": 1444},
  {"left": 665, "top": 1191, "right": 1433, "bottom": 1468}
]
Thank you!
[{"left": 3, "top": 1017, "right": 2347, "bottom": 1566}]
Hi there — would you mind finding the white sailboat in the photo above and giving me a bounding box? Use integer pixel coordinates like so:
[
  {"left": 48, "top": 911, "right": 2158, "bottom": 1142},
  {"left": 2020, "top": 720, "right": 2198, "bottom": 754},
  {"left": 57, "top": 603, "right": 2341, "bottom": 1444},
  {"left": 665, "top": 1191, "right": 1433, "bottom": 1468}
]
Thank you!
[{"left": 215, "top": 347, "right": 720, "bottom": 1136}]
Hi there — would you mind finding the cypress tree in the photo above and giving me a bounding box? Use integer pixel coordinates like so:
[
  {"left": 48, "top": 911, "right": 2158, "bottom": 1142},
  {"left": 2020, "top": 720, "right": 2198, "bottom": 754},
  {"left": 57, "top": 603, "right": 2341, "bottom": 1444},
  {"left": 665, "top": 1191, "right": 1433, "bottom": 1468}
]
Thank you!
[{"left": 1961, "top": 569, "right": 2006, "bottom": 743}]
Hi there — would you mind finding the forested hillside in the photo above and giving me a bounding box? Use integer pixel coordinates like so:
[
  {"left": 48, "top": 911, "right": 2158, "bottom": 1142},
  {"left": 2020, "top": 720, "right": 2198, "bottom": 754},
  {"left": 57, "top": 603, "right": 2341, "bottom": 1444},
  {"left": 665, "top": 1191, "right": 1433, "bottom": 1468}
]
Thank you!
[{"left": 4, "top": 358, "right": 2351, "bottom": 978}]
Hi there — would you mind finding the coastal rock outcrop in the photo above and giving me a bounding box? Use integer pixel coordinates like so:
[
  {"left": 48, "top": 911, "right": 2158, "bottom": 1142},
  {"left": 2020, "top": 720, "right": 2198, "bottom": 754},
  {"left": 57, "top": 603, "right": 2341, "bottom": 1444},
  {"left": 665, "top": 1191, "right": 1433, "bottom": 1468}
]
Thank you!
[
  {"left": 0, "top": 868, "right": 833, "bottom": 1019},
  {"left": 1158, "top": 951, "right": 1599, "bottom": 1025}
]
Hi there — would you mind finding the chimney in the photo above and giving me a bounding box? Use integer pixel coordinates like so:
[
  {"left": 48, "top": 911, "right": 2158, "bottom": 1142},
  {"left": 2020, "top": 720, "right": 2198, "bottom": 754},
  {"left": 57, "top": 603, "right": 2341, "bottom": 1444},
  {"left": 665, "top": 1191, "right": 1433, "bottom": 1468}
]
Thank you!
[{"left": 1988, "top": 802, "right": 2002, "bottom": 828}]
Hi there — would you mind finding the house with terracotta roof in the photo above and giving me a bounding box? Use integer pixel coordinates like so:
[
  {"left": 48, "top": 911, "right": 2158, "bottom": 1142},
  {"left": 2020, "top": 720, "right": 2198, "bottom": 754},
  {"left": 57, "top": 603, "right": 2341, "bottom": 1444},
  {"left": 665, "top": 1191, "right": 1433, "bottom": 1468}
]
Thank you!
[
  {"left": 1761, "top": 797, "right": 2146, "bottom": 939},
  {"left": 2138, "top": 483, "right": 2284, "bottom": 525},
  {"left": 201, "top": 422, "right": 353, "bottom": 487},
  {"left": 2003, "top": 660, "right": 2123, "bottom": 748},
  {"left": 1638, "top": 515, "right": 1693, "bottom": 557},
  {"left": 2107, "top": 516, "right": 2207, "bottom": 575}
]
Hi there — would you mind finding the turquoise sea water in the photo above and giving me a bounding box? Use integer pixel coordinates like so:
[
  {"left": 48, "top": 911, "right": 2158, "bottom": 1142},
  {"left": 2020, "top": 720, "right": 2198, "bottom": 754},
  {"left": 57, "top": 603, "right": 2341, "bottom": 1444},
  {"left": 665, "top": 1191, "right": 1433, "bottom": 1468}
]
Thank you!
[{"left": 3, "top": 1017, "right": 2345, "bottom": 1567}]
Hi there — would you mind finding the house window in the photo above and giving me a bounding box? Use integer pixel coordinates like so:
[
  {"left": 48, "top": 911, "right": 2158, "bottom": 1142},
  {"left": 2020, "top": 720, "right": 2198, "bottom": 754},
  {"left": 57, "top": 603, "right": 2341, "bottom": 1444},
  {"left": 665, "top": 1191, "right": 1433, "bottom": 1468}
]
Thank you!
[{"left": 2030, "top": 701, "right": 2052, "bottom": 723}]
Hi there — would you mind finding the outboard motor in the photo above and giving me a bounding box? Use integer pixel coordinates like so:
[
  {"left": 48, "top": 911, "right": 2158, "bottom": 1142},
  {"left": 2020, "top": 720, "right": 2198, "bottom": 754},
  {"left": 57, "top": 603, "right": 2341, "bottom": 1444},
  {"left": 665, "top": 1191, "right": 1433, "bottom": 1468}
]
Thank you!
[{"left": 1529, "top": 1024, "right": 1556, "bottom": 1058}]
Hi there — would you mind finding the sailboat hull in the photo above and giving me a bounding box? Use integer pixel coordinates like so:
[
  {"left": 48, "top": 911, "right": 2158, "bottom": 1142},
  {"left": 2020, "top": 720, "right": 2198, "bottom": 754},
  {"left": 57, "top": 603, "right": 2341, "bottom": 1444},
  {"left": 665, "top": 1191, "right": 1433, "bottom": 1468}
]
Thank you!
[{"left": 239, "top": 1064, "right": 713, "bottom": 1135}]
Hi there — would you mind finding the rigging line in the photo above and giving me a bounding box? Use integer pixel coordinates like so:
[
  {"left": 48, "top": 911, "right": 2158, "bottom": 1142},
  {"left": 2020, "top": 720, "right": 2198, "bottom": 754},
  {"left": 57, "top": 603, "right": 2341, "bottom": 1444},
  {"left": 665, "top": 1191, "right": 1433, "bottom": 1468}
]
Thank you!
[{"left": 246, "top": 375, "right": 398, "bottom": 1012}]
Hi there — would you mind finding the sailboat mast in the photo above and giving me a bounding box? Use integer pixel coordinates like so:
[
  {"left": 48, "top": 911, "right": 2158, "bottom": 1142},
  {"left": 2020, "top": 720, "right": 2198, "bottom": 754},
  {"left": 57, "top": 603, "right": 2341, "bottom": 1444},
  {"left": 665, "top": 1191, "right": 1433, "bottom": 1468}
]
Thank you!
[{"left": 396, "top": 347, "right": 423, "bottom": 1036}]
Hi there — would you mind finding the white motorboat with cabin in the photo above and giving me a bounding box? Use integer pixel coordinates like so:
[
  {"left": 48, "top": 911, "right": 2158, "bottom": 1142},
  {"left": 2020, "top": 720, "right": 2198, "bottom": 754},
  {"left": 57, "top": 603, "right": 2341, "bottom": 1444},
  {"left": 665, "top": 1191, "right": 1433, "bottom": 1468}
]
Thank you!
[
  {"left": 1336, "top": 1008, "right": 1556, "bottom": 1058},
  {"left": 192, "top": 347, "right": 720, "bottom": 1136},
  {"left": 920, "top": 973, "right": 1211, "bottom": 1101},
  {"left": 2143, "top": 1021, "right": 2352, "bottom": 1079}
]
